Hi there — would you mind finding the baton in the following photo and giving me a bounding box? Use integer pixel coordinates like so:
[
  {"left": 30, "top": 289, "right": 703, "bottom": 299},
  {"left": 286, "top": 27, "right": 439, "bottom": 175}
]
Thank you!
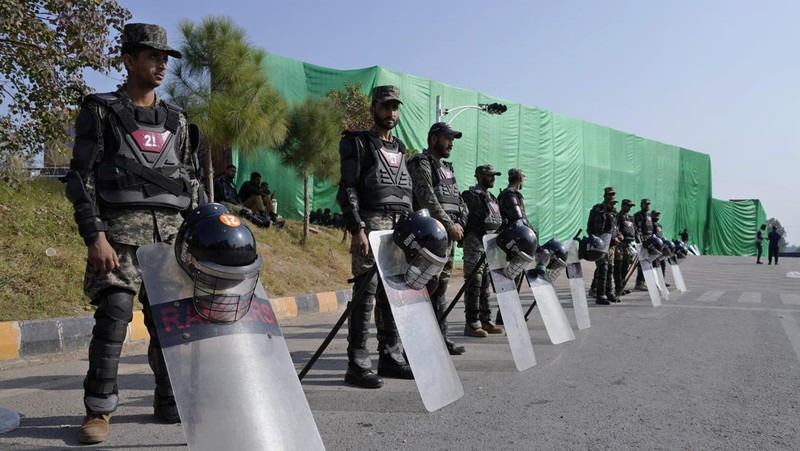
[
  {"left": 618, "top": 252, "right": 639, "bottom": 296},
  {"left": 298, "top": 265, "right": 377, "bottom": 381},
  {"left": 438, "top": 253, "right": 486, "bottom": 325}
]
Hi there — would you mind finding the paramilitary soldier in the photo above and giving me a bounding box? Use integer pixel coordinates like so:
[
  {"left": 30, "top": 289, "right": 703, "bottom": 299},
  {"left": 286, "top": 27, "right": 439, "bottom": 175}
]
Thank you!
[
  {"left": 614, "top": 199, "right": 636, "bottom": 297},
  {"left": 587, "top": 195, "right": 621, "bottom": 304},
  {"left": 497, "top": 168, "right": 530, "bottom": 228},
  {"left": 588, "top": 186, "right": 616, "bottom": 298},
  {"left": 336, "top": 85, "right": 414, "bottom": 388},
  {"left": 633, "top": 198, "right": 654, "bottom": 291},
  {"left": 63, "top": 24, "right": 199, "bottom": 444},
  {"left": 652, "top": 209, "right": 669, "bottom": 284},
  {"left": 407, "top": 122, "right": 469, "bottom": 355},
  {"left": 461, "top": 165, "right": 505, "bottom": 337}
]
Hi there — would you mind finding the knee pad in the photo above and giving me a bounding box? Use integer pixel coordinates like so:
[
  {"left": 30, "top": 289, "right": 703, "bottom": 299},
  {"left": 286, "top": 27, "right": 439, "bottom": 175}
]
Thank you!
[{"left": 92, "top": 290, "right": 135, "bottom": 343}]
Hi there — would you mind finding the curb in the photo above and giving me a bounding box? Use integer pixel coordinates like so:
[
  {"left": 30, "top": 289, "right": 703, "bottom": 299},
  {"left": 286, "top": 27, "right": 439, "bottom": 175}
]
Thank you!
[{"left": 0, "top": 288, "right": 351, "bottom": 362}]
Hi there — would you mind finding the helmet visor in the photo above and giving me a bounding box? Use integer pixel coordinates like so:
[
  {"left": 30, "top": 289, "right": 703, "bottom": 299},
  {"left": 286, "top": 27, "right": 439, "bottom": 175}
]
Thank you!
[
  {"left": 503, "top": 250, "right": 535, "bottom": 280},
  {"left": 190, "top": 255, "right": 264, "bottom": 324},
  {"left": 404, "top": 247, "right": 448, "bottom": 290}
]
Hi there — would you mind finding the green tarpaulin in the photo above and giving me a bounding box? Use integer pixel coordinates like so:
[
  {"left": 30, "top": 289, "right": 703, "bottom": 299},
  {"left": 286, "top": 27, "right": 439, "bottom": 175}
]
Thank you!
[
  {"left": 707, "top": 199, "right": 767, "bottom": 256},
  {"left": 229, "top": 53, "right": 762, "bottom": 256}
]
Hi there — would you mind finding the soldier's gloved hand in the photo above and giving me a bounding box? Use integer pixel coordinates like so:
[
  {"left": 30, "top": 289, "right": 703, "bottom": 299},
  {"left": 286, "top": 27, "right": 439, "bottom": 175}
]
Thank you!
[
  {"left": 87, "top": 232, "right": 119, "bottom": 274},
  {"left": 352, "top": 228, "right": 369, "bottom": 257},
  {"left": 448, "top": 224, "right": 464, "bottom": 242}
]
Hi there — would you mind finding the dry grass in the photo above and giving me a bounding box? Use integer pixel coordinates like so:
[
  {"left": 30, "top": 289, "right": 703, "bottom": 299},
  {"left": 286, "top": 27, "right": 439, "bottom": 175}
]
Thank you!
[{"left": 0, "top": 178, "right": 352, "bottom": 321}]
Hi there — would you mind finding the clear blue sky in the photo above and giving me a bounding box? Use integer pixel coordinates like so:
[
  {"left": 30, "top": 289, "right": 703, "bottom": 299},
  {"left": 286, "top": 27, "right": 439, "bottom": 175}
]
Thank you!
[{"left": 89, "top": 0, "right": 800, "bottom": 245}]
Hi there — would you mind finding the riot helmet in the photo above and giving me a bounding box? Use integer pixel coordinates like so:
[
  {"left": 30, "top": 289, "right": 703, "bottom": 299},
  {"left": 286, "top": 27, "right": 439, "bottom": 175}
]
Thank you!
[
  {"left": 541, "top": 238, "right": 568, "bottom": 270},
  {"left": 643, "top": 235, "right": 664, "bottom": 258},
  {"left": 662, "top": 239, "right": 675, "bottom": 257},
  {"left": 496, "top": 221, "right": 538, "bottom": 279},
  {"left": 672, "top": 239, "right": 689, "bottom": 259},
  {"left": 578, "top": 235, "right": 606, "bottom": 262},
  {"left": 392, "top": 209, "right": 449, "bottom": 289},
  {"left": 175, "top": 204, "right": 263, "bottom": 324}
]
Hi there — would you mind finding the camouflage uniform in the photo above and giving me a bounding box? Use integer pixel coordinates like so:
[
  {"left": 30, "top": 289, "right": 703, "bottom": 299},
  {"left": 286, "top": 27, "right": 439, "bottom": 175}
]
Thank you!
[
  {"left": 634, "top": 201, "right": 654, "bottom": 287},
  {"left": 407, "top": 149, "right": 468, "bottom": 345},
  {"left": 614, "top": 204, "right": 636, "bottom": 295},
  {"left": 336, "top": 87, "right": 412, "bottom": 378},
  {"left": 65, "top": 76, "right": 198, "bottom": 420},
  {"left": 461, "top": 182, "right": 502, "bottom": 327}
]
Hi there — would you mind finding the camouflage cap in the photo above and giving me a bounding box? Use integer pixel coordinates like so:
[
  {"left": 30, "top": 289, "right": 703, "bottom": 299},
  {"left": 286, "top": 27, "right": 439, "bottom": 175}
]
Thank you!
[
  {"left": 508, "top": 168, "right": 525, "bottom": 179},
  {"left": 122, "top": 23, "right": 182, "bottom": 58},
  {"left": 641, "top": 198, "right": 651, "bottom": 205},
  {"left": 621, "top": 198, "right": 634, "bottom": 206},
  {"left": 652, "top": 209, "right": 661, "bottom": 215},
  {"left": 605, "top": 196, "right": 618, "bottom": 204},
  {"left": 604, "top": 186, "right": 616, "bottom": 197},
  {"left": 371, "top": 85, "right": 403, "bottom": 104},
  {"left": 475, "top": 165, "right": 501, "bottom": 176}
]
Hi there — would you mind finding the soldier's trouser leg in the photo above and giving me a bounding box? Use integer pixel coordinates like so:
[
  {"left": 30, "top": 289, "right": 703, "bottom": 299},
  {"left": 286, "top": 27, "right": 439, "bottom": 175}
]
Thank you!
[
  {"left": 616, "top": 251, "right": 631, "bottom": 293},
  {"left": 614, "top": 253, "right": 623, "bottom": 293},
  {"left": 84, "top": 289, "right": 134, "bottom": 414},
  {"left": 595, "top": 256, "right": 610, "bottom": 297},
  {"left": 140, "top": 289, "right": 175, "bottom": 410},
  {"left": 427, "top": 274, "right": 449, "bottom": 336},
  {"left": 375, "top": 281, "right": 405, "bottom": 365},
  {"left": 478, "top": 264, "right": 493, "bottom": 323},
  {"left": 347, "top": 271, "right": 378, "bottom": 371},
  {"left": 660, "top": 260, "right": 666, "bottom": 278},
  {"left": 636, "top": 265, "right": 645, "bottom": 286},
  {"left": 463, "top": 249, "right": 484, "bottom": 326},
  {"left": 605, "top": 253, "right": 615, "bottom": 296}
]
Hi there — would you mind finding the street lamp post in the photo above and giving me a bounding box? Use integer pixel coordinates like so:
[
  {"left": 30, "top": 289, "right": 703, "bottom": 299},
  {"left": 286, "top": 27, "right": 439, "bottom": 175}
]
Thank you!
[{"left": 435, "top": 95, "right": 508, "bottom": 124}]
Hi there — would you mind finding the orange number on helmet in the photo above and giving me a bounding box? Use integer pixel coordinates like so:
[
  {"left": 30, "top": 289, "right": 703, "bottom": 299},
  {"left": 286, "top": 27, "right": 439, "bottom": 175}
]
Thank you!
[{"left": 219, "top": 214, "right": 241, "bottom": 227}]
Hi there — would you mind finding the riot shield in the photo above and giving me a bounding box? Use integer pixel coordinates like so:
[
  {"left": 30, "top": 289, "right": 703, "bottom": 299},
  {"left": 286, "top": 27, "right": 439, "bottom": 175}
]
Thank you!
[
  {"left": 653, "top": 261, "right": 670, "bottom": 300},
  {"left": 138, "top": 243, "right": 325, "bottom": 451},
  {"left": 668, "top": 257, "right": 687, "bottom": 292},
  {"left": 564, "top": 240, "right": 591, "bottom": 330},
  {"left": 523, "top": 264, "right": 575, "bottom": 345},
  {"left": 368, "top": 231, "right": 464, "bottom": 413},
  {"left": 483, "top": 234, "right": 537, "bottom": 371},
  {"left": 637, "top": 244, "right": 662, "bottom": 307}
]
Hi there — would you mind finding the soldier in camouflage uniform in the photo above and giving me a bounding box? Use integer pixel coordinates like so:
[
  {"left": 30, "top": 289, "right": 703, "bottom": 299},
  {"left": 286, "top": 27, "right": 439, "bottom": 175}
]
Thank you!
[
  {"left": 614, "top": 199, "right": 637, "bottom": 297},
  {"left": 652, "top": 209, "right": 669, "bottom": 284},
  {"left": 634, "top": 198, "right": 654, "bottom": 290},
  {"left": 587, "top": 196, "right": 620, "bottom": 304},
  {"left": 407, "top": 122, "right": 468, "bottom": 355},
  {"left": 336, "top": 85, "right": 414, "bottom": 388},
  {"left": 588, "top": 187, "right": 616, "bottom": 298},
  {"left": 63, "top": 24, "right": 199, "bottom": 444},
  {"left": 461, "top": 165, "right": 505, "bottom": 337}
]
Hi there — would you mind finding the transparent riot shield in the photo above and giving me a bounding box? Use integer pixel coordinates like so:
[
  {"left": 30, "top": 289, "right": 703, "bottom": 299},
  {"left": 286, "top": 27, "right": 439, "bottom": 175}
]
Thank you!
[
  {"left": 564, "top": 240, "right": 591, "bottom": 330},
  {"left": 483, "top": 234, "right": 537, "bottom": 371},
  {"left": 668, "top": 257, "right": 687, "bottom": 292},
  {"left": 637, "top": 244, "right": 662, "bottom": 307},
  {"left": 653, "top": 261, "right": 670, "bottom": 300},
  {"left": 523, "top": 264, "right": 575, "bottom": 345},
  {"left": 368, "top": 231, "right": 464, "bottom": 413},
  {"left": 138, "top": 243, "right": 325, "bottom": 451}
]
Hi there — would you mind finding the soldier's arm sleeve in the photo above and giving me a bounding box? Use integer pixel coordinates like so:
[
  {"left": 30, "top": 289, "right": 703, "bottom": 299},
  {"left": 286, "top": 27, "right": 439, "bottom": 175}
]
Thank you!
[
  {"left": 633, "top": 212, "right": 643, "bottom": 242},
  {"left": 499, "top": 191, "right": 526, "bottom": 225},
  {"left": 461, "top": 190, "right": 480, "bottom": 230},
  {"left": 407, "top": 158, "right": 454, "bottom": 231},
  {"left": 335, "top": 136, "right": 364, "bottom": 234},
  {"left": 63, "top": 102, "right": 107, "bottom": 246}
]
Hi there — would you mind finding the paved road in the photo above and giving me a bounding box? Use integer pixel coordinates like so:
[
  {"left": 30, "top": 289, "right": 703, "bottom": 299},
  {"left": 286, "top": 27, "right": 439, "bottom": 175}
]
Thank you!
[{"left": 1, "top": 255, "right": 799, "bottom": 450}]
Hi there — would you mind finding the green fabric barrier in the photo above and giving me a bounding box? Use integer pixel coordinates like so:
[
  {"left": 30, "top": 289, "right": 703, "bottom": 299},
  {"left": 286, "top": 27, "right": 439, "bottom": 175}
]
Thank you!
[
  {"left": 707, "top": 199, "right": 768, "bottom": 256},
  {"left": 229, "top": 53, "right": 759, "bottom": 256}
]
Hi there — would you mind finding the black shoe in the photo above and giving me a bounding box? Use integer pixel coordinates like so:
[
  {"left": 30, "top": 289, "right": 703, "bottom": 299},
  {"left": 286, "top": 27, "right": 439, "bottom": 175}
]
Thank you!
[
  {"left": 344, "top": 368, "right": 384, "bottom": 388},
  {"left": 620, "top": 289, "right": 632, "bottom": 296},
  {"left": 665, "top": 283, "right": 671, "bottom": 287},
  {"left": 153, "top": 392, "right": 181, "bottom": 424},
  {"left": 606, "top": 293, "right": 619, "bottom": 303},
  {"left": 757, "top": 261, "right": 763, "bottom": 264},
  {"left": 595, "top": 296, "right": 610, "bottom": 305},
  {"left": 446, "top": 340, "right": 466, "bottom": 355},
  {"left": 377, "top": 357, "right": 414, "bottom": 379}
]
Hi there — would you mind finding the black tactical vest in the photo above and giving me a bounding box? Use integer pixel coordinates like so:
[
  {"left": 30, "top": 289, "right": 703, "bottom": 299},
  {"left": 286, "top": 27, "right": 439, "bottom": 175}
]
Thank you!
[
  {"left": 635, "top": 210, "right": 654, "bottom": 240},
  {"left": 498, "top": 187, "right": 528, "bottom": 225},
  {"left": 467, "top": 186, "right": 502, "bottom": 233},
  {"left": 356, "top": 133, "right": 413, "bottom": 212},
  {"left": 91, "top": 92, "right": 191, "bottom": 210},
  {"left": 619, "top": 212, "right": 636, "bottom": 241},
  {"left": 653, "top": 221, "right": 663, "bottom": 238},
  {"left": 411, "top": 152, "right": 461, "bottom": 215}
]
